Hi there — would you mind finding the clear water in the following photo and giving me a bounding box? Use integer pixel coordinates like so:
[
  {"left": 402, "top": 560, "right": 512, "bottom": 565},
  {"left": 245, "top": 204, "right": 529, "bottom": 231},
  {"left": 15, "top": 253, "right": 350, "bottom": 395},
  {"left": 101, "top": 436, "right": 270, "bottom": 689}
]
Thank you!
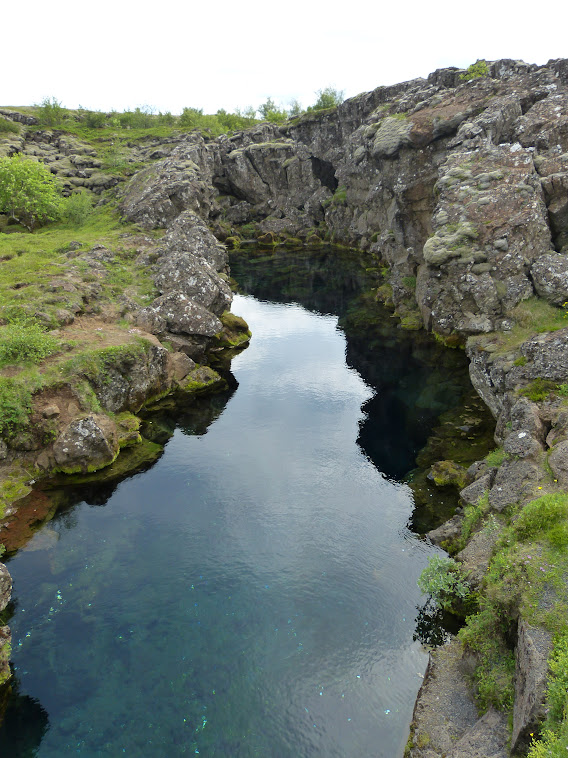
[{"left": 0, "top": 251, "right": 461, "bottom": 757}]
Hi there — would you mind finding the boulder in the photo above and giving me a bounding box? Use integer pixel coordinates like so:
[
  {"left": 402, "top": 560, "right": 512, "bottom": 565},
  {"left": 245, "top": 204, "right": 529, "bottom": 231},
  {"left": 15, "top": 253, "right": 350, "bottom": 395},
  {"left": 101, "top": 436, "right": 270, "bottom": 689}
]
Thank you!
[
  {"left": 547, "top": 439, "right": 568, "bottom": 486},
  {"left": 137, "top": 293, "right": 223, "bottom": 338},
  {"left": 503, "top": 429, "right": 543, "bottom": 460},
  {"left": 489, "top": 459, "right": 543, "bottom": 510},
  {"left": 531, "top": 252, "right": 568, "bottom": 305},
  {"left": 447, "top": 709, "right": 509, "bottom": 758},
  {"left": 53, "top": 415, "right": 120, "bottom": 474}
]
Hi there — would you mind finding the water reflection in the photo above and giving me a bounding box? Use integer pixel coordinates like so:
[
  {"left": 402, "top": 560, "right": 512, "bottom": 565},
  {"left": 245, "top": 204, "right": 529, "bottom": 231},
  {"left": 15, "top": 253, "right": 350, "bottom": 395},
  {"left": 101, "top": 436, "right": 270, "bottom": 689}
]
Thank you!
[{"left": 230, "top": 246, "right": 471, "bottom": 480}]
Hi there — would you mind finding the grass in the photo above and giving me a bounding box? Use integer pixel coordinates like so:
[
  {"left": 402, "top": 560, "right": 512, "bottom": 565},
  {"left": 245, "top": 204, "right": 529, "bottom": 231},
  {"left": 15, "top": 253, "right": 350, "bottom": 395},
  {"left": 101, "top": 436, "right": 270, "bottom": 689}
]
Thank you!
[
  {"left": 0, "top": 321, "right": 60, "bottom": 367},
  {"left": 520, "top": 379, "right": 568, "bottom": 403},
  {"left": 470, "top": 298, "right": 567, "bottom": 357},
  {"left": 458, "top": 492, "right": 568, "bottom": 737},
  {"left": 0, "top": 205, "right": 156, "bottom": 325},
  {"left": 485, "top": 447, "right": 508, "bottom": 467}
]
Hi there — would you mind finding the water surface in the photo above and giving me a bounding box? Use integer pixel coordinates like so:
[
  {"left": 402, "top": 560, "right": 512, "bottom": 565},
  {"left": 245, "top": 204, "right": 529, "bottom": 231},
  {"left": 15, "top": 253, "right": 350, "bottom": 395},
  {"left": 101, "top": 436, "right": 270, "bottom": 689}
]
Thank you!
[{"left": 0, "top": 252, "right": 459, "bottom": 757}]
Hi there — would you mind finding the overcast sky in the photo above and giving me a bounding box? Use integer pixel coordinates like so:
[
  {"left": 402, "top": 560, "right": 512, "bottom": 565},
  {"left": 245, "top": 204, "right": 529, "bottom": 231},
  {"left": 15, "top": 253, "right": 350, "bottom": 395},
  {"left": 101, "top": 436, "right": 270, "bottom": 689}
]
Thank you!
[{"left": 3, "top": 0, "right": 566, "bottom": 116}]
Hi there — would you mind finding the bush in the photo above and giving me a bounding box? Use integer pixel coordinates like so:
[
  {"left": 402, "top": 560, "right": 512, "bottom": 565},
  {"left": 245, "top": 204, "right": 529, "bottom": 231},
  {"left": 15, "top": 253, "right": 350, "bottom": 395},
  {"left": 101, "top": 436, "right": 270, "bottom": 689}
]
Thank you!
[
  {"left": 307, "top": 87, "right": 344, "bottom": 111},
  {"left": 62, "top": 190, "right": 94, "bottom": 226},
  {"left": 459, "top": 61, "right": 489, "bottom": 82},
  {"left": 36, "top": 96, "right": 67, "bottom": 126},
  {"left": 0, "top": 117, "right": 19, "bottom": 134},
  {"left": 418, "top": 555, "right": 470, "bottom": 610},
  {"left": 83, "top": 110, "right": 107, "bottom": 128},
  {"left": 0, "top": 153, "right": 62, "bottom": 231}
]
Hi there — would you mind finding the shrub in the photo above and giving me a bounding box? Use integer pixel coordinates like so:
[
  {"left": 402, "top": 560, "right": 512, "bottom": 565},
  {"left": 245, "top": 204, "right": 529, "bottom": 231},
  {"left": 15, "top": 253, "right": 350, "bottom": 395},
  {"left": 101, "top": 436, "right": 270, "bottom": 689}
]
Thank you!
[
  {"left": 0, "top": 153, "right": 62, "bottom": 231},
  {"left": 514, "top": 493, "right": 568, "bottom": 547},
  {"left": 307, "top": 87, "right": 344, "bottom": 111},
  {"left": 83, "top": 110, "right": 107, "bottom": 128},
  {"left": 459, "top": 61, "right": 489, "bottom": 81},
  {"left": 36, "top": 96, "right": 67, "bottom": 126},
  {"left": 0, "top": 117, "right": 19, "bottom": 134},
  {"left": 62, "top": 190, "right": 94, "bottom": 226},
  {"left": 418, "top": 555, "right": 470, "bottom": 610}
]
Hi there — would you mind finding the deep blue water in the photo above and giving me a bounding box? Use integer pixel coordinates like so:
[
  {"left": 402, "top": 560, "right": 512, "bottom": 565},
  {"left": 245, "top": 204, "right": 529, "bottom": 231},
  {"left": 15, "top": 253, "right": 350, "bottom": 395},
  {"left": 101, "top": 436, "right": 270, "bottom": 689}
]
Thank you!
[{"left": 0, "top": 284, "right": 451, "bottom": 757}]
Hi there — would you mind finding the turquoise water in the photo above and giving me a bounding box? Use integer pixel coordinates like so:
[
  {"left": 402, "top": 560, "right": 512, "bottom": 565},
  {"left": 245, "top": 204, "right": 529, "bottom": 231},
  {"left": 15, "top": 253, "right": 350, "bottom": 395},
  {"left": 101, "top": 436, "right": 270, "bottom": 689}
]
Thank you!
[{"left": 0, "top": 268, "right": 456, "bottom": 756}]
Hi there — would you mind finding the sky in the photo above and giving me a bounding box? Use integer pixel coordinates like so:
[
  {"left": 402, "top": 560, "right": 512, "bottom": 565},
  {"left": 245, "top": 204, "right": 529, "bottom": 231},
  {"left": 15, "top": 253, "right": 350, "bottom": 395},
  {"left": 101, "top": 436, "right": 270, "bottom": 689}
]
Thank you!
[{"left": 3, "top": 0, "right": 566, "bottom": 116}]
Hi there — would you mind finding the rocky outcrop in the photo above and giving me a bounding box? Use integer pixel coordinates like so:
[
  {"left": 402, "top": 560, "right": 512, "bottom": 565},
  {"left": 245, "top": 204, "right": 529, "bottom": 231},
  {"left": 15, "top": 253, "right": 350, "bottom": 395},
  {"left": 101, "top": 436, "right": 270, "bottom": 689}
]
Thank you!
[
  {"left": 0, "top": 561, "right": 12, "bottom": 685},
  {"left": 117, "top": 58, "right": 568, "bottom": 344}
]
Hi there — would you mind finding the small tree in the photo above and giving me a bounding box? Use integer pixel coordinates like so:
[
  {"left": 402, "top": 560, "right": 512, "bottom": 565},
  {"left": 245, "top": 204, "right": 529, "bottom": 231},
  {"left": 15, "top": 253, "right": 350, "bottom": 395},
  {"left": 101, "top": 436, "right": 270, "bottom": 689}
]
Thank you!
[
  {"left": 258, "top": 98, "right": 288, "bottom": 123},
  {"left": 308, "top": 87, "right": 344, "bottom": 111},
  {"left": 36, "top": 97, "right": 67, "bottom": 126},
  {"left": 459, "top": 60, "right": 489, "bottom": 81},
  {"left": 0, "top": 154, "right": 62, "bottom": 231}
]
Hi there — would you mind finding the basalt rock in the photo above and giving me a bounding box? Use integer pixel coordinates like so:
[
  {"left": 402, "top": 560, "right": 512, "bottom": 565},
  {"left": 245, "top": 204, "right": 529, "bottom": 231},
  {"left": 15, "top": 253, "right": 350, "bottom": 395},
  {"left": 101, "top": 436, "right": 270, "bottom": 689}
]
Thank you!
[{"left": 53, "top": 414, "right": 120, "bottom": 474}]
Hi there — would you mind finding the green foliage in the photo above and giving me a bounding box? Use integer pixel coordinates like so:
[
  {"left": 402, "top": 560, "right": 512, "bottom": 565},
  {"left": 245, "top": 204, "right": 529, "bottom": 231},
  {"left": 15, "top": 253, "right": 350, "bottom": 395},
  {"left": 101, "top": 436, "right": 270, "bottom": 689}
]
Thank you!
[
  {"left": 0, "top": 117, "right": 19, "bottom": 134},
  {"left": 528, "top": 636, "right": 568, "bottom": 756},
  {"left": 514, "top": 493, "right": 568, "bottom": 548},
  {"left": 179, "top": 106, "right": 258, "bottom": 134},
  {"left": 179, "top": 107, "right": 203, "bottom": 129},
  {"left": 82, "top": 109, "right": 107, "bottom": 128},
  {"left": 0, "top": 153, "right": 62, "bottom": 231},
  {"left": 307, "top": 87, "right": 345, "bottom": 111},
  {"left": 459, "top": 60, "right": 490, "bottom": 81},
  {"left": 529, "top": 729, "right": 568, "bottom": 758},
  {"left": 0, "top": 320, "right": 59, "bottom": 367},
  {"left": 0, "top": 377, "right": 32, "bottom": 435},
  {"left": 331, "top": 185, "right": 347, "bottom": 205},
  {"left": 36, "top": 96, "right": 67, "bottom": 126},
  {"left": 258, "top": 98, "right": 289, "bottom": 123},
  {"left": 520, "top": 378, "right": 561, "bottom": 402},
  {"left": 485, "top": 447, "right": 507, "bottom": 467},
  {"left": 547, "top": 634, "right": 568, "bottom": 724},
  {"left": 118, "top": 106, "right": 154, "bottom": 129},
  {"left": 461, "top": 491, "right": 490, "bottom": 543},
  {"left": 459, "top": 608, "right": 515, "bottom": 711},
  {"left": 61, "top": 190, "right": 94, "bottom": 226},
  {"left": 401, "top": 276, "right": 417, "bottom": 290},
  {"left": 418, "top": 555, "right": 470, "bottom": 610}
]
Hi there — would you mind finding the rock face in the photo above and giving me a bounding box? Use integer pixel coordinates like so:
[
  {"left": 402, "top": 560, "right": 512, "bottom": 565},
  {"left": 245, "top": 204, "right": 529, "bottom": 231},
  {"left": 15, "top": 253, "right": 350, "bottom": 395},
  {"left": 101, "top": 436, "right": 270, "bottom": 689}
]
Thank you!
[{"left": 117, "top": 59, "right": 568, "bottom": 344}]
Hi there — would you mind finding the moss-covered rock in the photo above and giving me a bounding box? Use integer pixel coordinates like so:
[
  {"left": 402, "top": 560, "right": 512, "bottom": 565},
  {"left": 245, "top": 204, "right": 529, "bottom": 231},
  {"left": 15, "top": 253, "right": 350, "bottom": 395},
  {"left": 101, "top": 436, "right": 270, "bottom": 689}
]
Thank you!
[
  {"left": 177, "top": 366, "right": 227, "bottom": 396},
  {"left": 428, "top": 459, "right": 468, "bottom": 489}
]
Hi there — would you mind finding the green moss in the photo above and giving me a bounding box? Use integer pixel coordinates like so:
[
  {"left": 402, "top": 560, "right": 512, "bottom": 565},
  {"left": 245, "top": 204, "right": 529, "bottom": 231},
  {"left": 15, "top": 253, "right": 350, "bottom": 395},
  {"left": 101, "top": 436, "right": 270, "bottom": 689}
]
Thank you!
[
  {"left": 485, "top": 447, "right": 508, "bottom": 467},
  {"left": 520, "top": 378, "right": 562, "bottom": 403},
  {"left": 54, "top": 437, "right": 163, "bottom": 485},
  {"left": 178, "top": 366, "right": 228, "bottom": 396},
  {"left": 399, "top": 312, "right": 423, "bottom": 331},
  {"left": 0, "top": 470, "right": 34, "bottom": 519}
]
